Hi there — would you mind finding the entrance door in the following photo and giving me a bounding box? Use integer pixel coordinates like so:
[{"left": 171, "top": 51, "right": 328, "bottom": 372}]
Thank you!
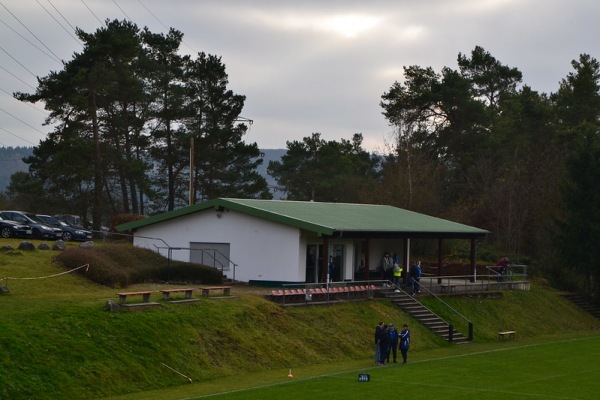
[
  {"left": 305, "top": 244, "right": 323, "bottom": 283},
  {"left": 190, "top": 242, "right": 231, "bottom": 273},
  {"left": 331, "top": 244, "right": 344, "bottom": 282}
]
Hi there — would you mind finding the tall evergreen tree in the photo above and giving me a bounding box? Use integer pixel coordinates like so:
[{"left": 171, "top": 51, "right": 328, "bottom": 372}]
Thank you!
[
  {"left": 552, "top": 54, "right": 600, "bottom": 298},
  {"left": 14, "top": 19, "right": 267, "bottom": 221},
  {"left": 15, "top": 20, "right": 147, "bottom": 228},
  {"left": 268, "top": 133, "right": 379, "bottom": 202},
  {"left": 185, "top": 53, "right": 270, "bottom": 202},
  {"left": 142, "top": 28, "right": 189, "bottom": 211}
]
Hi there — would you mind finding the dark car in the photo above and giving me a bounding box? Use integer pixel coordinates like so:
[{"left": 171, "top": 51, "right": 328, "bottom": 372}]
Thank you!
[
  {"left": 36, "top": 215, "right": 92, "bottom": 242},
  {"left": 0, "top": 211, "right": 62, "bottom": 240},
  {"left": 0, "top": 215, "right": 32, "bottom": 238}
]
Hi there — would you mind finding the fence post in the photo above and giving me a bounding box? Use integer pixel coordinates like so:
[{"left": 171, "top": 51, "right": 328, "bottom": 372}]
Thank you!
[
  {"left": 468, "top": 322, "right": 474, "bottom": 341},
  {"left": 448, "top": 324, "right": 454, "bottom": 342}
]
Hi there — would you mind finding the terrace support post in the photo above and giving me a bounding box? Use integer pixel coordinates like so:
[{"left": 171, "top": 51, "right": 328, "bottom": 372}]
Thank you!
[
  {"left": 322, "top": 237, "right": 329, "bottom": 284},
  {"left": 402, "top": 238, "right": 409, "bottom": 286},
  {"left": 365, "top": 238, "right": 370, "bottom": 281},
  {"left": 448, "top": 324, "right": 454, "bottom": 342},
  {"left": 470, "top": 238, "right": 477, "bottom": 283},
  {"left": 468, "top": 322, "right": 474, "bottom": 341},
  {"left": 437, "top": 238, "right": 443, "bottom": 284}
]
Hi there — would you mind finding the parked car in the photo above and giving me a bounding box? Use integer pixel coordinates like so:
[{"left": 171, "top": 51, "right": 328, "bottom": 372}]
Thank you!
[
  {"left": 0, "top": 215, "right": 32, "bottom": 238},
  {"left": 0, "top": 211, "right": 62, "bottom": 240},
  {"left": 36, "top": 215, "right": 93, "bottom": 242}
]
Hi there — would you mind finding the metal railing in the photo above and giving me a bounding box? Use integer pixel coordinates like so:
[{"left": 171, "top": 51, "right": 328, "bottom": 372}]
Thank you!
[
  {"left": 154, "top": 246, "right": 239, "bottom": 282},
  {"left": 398, "top": 280, "right": 473, "bottom": 341}
]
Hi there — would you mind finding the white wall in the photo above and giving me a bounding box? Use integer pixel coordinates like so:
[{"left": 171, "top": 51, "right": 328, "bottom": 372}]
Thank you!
[{"left": 132, "top": 208, "right": 303, "bottom": 283}]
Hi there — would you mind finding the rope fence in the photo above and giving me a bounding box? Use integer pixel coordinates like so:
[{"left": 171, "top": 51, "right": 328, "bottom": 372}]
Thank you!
[{"left": 1, "top": 263, "right": 90, "bottom": 287}]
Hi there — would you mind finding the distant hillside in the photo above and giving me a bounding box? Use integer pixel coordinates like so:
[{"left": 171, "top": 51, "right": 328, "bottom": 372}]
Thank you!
[
  {"left": 256, "top": 148, "right": 287, "bottom": 198},
  {"left": 0, "top": 147, "right": 32, "bottom": 191},
  {"left": 0, "top": 147, "right": 286, "bottom": 195}
]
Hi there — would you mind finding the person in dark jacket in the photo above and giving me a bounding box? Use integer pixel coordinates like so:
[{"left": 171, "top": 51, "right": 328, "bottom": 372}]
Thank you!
[
  {"left": 387, "top": 324, "right": 399, "bottom": 363},
  {"left": 379, "top": 324, "right": 391, "bottom": 365},
  {"left": 374, "top": 322, "right": 384, "bottom": 364},
  {"left": 411, "top": 261, "right": 422, "bottom": 295},
  {"left": 399, "top": 324, "right": 411, "bottom": 364}
]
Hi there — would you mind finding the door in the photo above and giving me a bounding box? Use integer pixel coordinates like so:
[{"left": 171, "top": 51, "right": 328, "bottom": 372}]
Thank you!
[
  {"left": 305, "top": 244, "right": 323, "bottom": 283},
  {"left": 190, "top": 242, "right": 231, "bottom": 272}
]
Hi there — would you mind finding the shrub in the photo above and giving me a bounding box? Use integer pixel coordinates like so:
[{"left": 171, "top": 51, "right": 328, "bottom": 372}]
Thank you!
[{"left": 53, "top": 244, "right": 223, "bottom": 287}]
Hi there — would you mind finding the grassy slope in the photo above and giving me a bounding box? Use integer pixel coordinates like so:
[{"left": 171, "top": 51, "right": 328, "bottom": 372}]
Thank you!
[{"left": 0, "top": 239, "right": 598, "bottom": 399}]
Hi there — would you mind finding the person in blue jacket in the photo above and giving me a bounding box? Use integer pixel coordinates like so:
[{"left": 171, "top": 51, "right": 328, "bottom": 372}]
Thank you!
[
  {"left": 399, "top": 324, "right": 411, "bottom": 364},
  {"left": 411, "top": 261, "right": 422, "bottom": 295},
  {"left": 378, "top": 324, "right": 390, "bottom": 365},
  {"left": 387, "top": 324, "right": 399, "bottom": 363}
]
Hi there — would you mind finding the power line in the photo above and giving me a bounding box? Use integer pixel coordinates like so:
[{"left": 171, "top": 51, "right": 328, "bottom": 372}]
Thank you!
[
  {"left": 0, "top": 87, "right": 48, "bottom": 116},
  {"left": 0, "top": 107, "right": 47, "bottom": 137},
  {"left": 0, "top": 1, "right": 63, "bottom": 64},
  {"left": 45, "top": 0, "right": 80, "bottom": 38},
  {"left": 79, "top": 0, "right": 104, "bottom": 26},
  {"left": 0, "top": 45, "right": 38, "bottom": 79},
  {"left": 0, "top": 17, "right": 62, "bottom": 65},
  {"left": 135, "top": 0, "right": 197, "bottom": 54},
  {"left": 136, "top": 0, "right": 169, "bottom": 31},
  {"left": 112, "top": 0, "right": 131, "bottom": 21},
  {"left": 35, "top": 0, "right": 81, "bottom": 47},
  {"left": 0, "top": 65, "right": 36, "bottom": 90},
  {"left": 0, "top": 126, "right": 37, "bottom": 146}
]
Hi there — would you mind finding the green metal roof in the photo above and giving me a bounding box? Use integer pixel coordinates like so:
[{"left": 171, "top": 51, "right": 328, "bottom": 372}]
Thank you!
[{"left": 117, "top": 198, "right": 488, "bottom": 239}]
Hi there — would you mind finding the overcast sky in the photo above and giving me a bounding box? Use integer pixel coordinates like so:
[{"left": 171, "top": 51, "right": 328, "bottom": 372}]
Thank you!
[{"left": 0, "top": 0, "right": 598, "bottom": 152}]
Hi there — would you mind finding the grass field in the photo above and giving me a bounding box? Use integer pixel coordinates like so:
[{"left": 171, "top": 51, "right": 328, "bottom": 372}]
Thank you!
[
  {"left": 2, "top": 239, "right": 599, "bottom": 399},
  {"left": 105, "top": 333, "right": 600, "bottom": 400}
]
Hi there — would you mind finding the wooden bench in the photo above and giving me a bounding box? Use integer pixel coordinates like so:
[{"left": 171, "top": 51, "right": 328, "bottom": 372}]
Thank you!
[
  {"left": 116, "top": 291, "right": 153, "bottom": 305},
  {"left": 160, "top": 288, "right": 195, "bottom": 300},
  {"left": 499, "top": 330, "right": 516, "bottom": 340},
  {"left": 201, "top": 286, "right": 231, "bottom": 297}
]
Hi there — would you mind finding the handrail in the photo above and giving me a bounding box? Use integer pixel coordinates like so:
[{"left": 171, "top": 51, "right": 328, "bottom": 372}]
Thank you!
[
  {"left": 396, "top": 279, "right": 473, "bottom": 341},
  {"left": 154, "top": 246, "right": 239, "bottom": 282},
  {"left": 416, "top": 283, "right": 472, "bottom": 326}
]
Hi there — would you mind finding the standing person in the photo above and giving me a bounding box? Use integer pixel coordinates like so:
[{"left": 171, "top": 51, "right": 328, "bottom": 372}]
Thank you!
[
  {"left": 374, "top": 322, "right": 384, "bottom": 364},
  {"left": 387, "top": 324, "right": 399, "bottom": 363},
  {"left": 393, "top": 262, "right": 402, "bottom": 291},
  {"left": 381, "top": 253, "right": 392, "bottom": 282},
  {"left": 399, "top": 324, "right": 411, "bottom": 364},
  {"left": 411, "top": 261, "right": 422, "bottom": 295},
  {"left": 495, "top": 257, "right": 510, "bottom": 282},
  {"left": 379, "top": 324, "right": 390, "bottom": 365},
  {"left": 327, "top": 255, "right": 334, "bottom": 282}
]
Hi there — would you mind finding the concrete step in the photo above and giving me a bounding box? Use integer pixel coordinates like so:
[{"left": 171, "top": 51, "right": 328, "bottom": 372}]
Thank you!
[
  {"left": 562, "top": 293, "right": 600, "bottom": 319},
  {"left": 391, "top": 295, "right": 470, "bottom": 343}
]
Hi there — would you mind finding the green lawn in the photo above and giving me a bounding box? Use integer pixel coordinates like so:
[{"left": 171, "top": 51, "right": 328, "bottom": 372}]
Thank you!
[
  {"left": 105, "top": 333, "right": 600, "bottom": 400},
  {"left": 1, "top": 239, "right": 599, "bottom": 399}
]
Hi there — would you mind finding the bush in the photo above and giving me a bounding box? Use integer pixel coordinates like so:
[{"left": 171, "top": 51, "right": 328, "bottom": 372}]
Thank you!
[{"left": 53, "top": 243, "right": 223, "bottom": 287}]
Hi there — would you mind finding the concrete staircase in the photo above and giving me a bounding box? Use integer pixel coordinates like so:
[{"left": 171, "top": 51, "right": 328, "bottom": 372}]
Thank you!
[
  {"left": 383, "top": 288, "right": 471, "bottom": 344},
  {"left": 562, "top": 293, "right": 600, "bottom": 319}
]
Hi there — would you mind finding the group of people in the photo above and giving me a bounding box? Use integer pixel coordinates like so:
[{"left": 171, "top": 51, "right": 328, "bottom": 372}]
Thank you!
[
  {"left": 374, "top": 322, "right": 410, "bottom": 365},
  {"left": 382, "top": 253, "right": 422, "bottom": 295}
]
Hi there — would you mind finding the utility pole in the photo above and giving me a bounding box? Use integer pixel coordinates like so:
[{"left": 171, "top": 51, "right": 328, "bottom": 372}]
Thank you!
[{"left": 189, "top": 137, "right": 195, "bottom": 205}]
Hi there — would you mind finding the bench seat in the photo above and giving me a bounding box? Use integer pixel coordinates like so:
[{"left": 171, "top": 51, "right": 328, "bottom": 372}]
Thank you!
[
  {"left": 116, "top": 291, "right": 153, "bottom": 305},
  {"left": 160, "top": 288, "right": 195, "bottom": 300},
  {"left": 499, "top": 330, "right": 516, "bottom": 340},
  {"left": 201, "top": 286, "right": 231, "bottom": 296}
]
